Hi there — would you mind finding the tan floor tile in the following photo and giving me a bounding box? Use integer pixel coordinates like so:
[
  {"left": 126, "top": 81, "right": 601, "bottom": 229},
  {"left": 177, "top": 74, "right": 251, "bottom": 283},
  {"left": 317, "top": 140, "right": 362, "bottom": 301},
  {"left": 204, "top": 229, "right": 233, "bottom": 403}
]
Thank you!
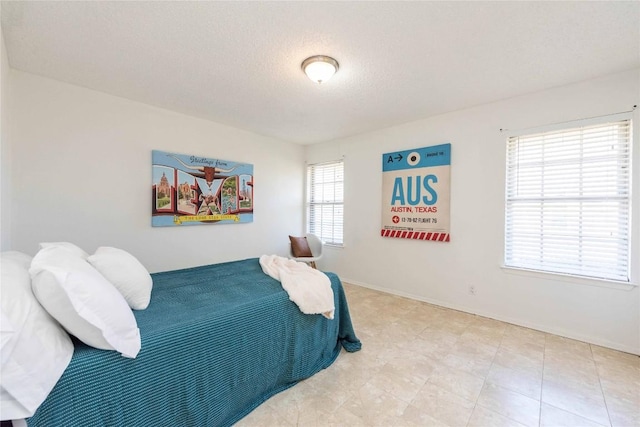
[
  {"left": 459, "top": 327, "right": 504, "bottom": 349},
  {"left": 406, "top": 304, "right": 450, "bottom": 324},
  {"left": 429, "top": 308, "right": 475, "bottom": 327},
  {"left": 410, "top": 382, "right": 475, "bottom": 426},
  {"left": 596, "top": 359, "right": 640, "bottom": 403},
  {"left": 467, "top": 323, "right": 507, "bottom": 341},
  {"left": 295, "top": 409, "right": 338, "bottom": 427},
  {"left": 380, "top": 295, "right": 423, "bottom": 317},
  {"left": 442, "top": 335, "right": 497, "bottom": 378},
  {"left": 545, "top": 346, "right": 598, "bottom": 368},
  {"left": 384, "top": 350, "right": 441, "bottom": 383},
  {"left": 504, "top": 324, "right": 546, "bottom": 344},
  {"left": 432, "top": 320, "right": 472, "bottom": 335},
  {"left": 304, "top": 364, "right": 371, "bottom": 407},
  {"left": 500, "top": 336, "right": 545, "bottom": 357},
  {"left": 543, "top": 362, "right": 602, "bottom": 391},
  {"left": 442, "top": 351, "right": 494, "bottom": 378},
  {"left": 545, "top": 334, "right": 593, "bottom": 360},
  {"left": 439, "top": 308, "right": 477, "bottom": 324},
  {"left": 467, "top": 405, "right": 528, "bottom": 427},
  {"left": 486, "top": 362, "right": 543, "bottom": 399},
  {"left": 596, "top": 359, "right": 640, "bottom": 383},
  {"left": 600, "top": 376, "right": 640, "bottom": 404},
  {"left": 476, "top": 383, "right": 541, "bottom": 427},
  {"left": 327, "top": 404, "right": 371, "bottom": 427},
  {"left": 413, "top": 329, "right": 459, "bottom": 359},
  {"left": 419, "top": 324, "right": 464, "bottom": 343},
  {"left": 332, "top": 356, "right": 384, "bottom": 387},
  {"left": 541, "top": 377, "right": 610, "bottom": 426},
  {"left": 540, "top": 402, "right": 608, "bottom": 427},
  {"left": 376, "top": 323, "right": 425, "bottom": 346},
  {"left": 235, "top": 402, "right": 295, "bottom": 427},
  {"left": 471, "top": 315, "right": 508, "bottom": 330},
  {"left": 399, "top": 403, "right": 450, "bottom": 427},
  {"left": 428, "top": 365, "right": 486, "bottom": 402},
  {"left": 237, "top": 285, "right": 640, "bottom": 427},
  {"left": 545, "top": 347, "right": 596, "bottom": 366},
  {"left": 606, "top": 394, "right": 640, "bottom": 427},
  {"left": 339, "top": 381, "right": 409, "bottom": 424},
  {"left": 352, "top": 320, "right": 384, "bottom": 335},
  {"left": 450, "top": 337, "right": 499, "bottom": 360},
  {"left": 591, "top": 345, "right": 640, "bottom": 368},
  {"left": 493, "top": 347, "right": 544, "bottom": 374},
  {"left": 267, "top": 381, "right": 341, "bottom": 421},
  {"left": 366, "top": 363, "right": 427, "bottom": 403},
  {"left": 332, "top": 345, "right": 386, "bottom": 372},
  {"left": 383, "top": 315, "right": 430, "bottom": 336},
  {"left": 352, "top": 332, "right": 403, "bottom": 362}
]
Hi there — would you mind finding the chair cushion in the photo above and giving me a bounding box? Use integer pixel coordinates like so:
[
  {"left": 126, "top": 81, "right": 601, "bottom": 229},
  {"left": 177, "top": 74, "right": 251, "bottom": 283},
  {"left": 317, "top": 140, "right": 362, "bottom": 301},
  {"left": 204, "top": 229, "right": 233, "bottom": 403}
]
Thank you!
[{"left": 289, "top": 236, "right": 313, "bottom": 257}]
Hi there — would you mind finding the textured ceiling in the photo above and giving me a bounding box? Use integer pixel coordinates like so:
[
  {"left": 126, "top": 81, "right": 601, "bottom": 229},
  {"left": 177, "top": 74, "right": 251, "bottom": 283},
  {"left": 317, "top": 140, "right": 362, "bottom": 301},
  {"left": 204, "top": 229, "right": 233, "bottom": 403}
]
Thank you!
[{"left": 1, "top": 1, "right": 639, "bottom": 144}]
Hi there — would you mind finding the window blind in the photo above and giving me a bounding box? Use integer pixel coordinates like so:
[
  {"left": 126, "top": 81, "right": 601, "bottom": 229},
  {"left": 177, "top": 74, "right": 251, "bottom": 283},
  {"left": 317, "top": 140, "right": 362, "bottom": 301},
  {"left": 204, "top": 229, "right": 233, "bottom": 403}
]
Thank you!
[
  {"left": 505, "top": 118, "right": 632, "bottom": 282},
  {"left": 307, "top": 160, "right": 344, "bottom": 246}
]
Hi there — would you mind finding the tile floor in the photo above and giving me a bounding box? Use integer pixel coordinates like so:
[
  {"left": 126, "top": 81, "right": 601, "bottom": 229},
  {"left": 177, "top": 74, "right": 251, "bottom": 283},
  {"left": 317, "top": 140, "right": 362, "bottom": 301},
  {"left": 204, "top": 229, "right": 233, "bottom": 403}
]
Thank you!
[{"left": 237, "top": 283, "right": 640, "bottom": 427}]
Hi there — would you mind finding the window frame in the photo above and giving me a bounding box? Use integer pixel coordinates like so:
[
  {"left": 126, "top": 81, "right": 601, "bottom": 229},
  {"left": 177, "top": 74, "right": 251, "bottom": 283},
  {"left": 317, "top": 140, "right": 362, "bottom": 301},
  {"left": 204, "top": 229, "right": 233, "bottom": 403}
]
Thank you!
[
  {"left": 305, "top": 160, "right": 344, "bottom": 247},
  {"left": 503, "top": 113, "right": 634, "bottom": 285}
]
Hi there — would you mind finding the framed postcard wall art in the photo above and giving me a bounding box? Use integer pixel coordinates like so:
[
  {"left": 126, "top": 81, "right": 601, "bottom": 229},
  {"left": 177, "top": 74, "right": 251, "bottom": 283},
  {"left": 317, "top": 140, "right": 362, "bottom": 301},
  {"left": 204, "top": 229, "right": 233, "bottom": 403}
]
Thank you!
[{"left": 152, "top": 150, "right": 253, "bottom": 227}]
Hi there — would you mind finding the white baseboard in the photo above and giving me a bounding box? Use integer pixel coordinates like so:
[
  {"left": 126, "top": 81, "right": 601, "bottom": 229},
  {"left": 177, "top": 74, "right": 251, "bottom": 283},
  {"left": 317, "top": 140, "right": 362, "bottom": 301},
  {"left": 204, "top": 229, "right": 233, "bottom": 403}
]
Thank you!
[{"left": 342, "top": 277, "right": 640, "bottom": 356}]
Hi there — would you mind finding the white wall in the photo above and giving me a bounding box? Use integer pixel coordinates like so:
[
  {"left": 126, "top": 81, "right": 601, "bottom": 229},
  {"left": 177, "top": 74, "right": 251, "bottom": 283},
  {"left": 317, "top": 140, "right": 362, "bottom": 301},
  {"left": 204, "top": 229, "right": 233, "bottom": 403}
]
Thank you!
[
  {"left": 9, "top": 71, "right": 305, "bottom": 272},
  {"left": 307, "top": 69, "right": 640, "bottom": 354},
  {"left": 6, "top": 62, "right": 639, "bottom": 353},
  {"left": 1, "top": 31, "right": 12, "bottom": 250}
]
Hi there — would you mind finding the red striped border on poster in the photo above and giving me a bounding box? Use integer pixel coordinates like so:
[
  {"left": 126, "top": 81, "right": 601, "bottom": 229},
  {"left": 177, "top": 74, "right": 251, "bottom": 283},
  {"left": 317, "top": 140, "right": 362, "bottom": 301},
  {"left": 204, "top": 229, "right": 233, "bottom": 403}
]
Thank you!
[{"left": 380, "top": 229, "right": 450, "bottom": 241}]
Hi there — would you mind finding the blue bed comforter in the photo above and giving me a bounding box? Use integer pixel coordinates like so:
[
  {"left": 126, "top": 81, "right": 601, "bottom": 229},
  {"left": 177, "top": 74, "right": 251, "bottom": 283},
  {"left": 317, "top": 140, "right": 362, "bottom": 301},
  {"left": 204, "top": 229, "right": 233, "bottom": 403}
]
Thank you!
[{"left": 27, "top": 258, "right": 361, "bottom": 427}]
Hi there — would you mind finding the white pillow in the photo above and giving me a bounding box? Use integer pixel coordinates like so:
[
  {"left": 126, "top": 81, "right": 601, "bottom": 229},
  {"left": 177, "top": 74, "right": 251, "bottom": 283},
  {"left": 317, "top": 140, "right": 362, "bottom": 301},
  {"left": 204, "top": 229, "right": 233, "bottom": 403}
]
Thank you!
[
  {"left": 88, "top": 247, "right": 153, "bottom": 310},
  {"left": 0, "top": 252, "right": 74, "bottom": 420},
  {"left": 0, "top": 250, "right": 33, "bottom": 269},
  {"left": 39, "top": 241, "right": 89, "bottom": 259},
  {"left": 30, "top": 246, "right": 141, "bottom": 358}
]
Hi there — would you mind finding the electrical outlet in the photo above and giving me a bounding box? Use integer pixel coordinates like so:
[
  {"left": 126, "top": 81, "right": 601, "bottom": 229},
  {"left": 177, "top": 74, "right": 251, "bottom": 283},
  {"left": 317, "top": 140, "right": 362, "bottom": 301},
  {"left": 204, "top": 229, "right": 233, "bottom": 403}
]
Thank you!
[{"left": 468, "top": 285, "right": 476, "bottom": 295}]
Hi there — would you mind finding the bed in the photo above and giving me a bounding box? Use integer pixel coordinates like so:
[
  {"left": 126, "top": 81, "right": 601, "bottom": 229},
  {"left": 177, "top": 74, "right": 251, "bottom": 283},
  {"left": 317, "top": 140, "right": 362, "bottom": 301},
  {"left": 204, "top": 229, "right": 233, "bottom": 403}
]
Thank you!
[{"left": 24, "top": 257, "right": 361, "bottom": 427}]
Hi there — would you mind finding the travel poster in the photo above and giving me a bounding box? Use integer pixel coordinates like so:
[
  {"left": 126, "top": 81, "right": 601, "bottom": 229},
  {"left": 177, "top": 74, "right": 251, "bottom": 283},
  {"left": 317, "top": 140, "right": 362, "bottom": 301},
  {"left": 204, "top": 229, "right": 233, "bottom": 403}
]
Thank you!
[
  {"left": 381, "top": 143, "right": 451, "bottom": 241},
  {"left": 152, "top": 150, "right": 253, "bottom": 227}
]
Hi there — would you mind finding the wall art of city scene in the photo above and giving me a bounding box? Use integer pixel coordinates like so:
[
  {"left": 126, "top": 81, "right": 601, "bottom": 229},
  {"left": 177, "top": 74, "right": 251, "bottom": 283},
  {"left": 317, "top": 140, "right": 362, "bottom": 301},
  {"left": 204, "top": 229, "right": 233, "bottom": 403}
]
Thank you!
[{"left": 152, "top": 150, "right": 253, "bottom": 227}]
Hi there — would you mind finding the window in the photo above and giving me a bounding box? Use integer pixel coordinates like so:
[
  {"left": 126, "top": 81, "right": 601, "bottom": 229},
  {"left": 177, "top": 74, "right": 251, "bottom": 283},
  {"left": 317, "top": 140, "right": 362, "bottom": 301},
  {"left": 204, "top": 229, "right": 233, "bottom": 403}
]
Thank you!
[
  {"left": 505, "top": 117, "right": 632, "bottom": 282},
  {"left": 306, "top": 160, "right": 344, "bottom": 246}
]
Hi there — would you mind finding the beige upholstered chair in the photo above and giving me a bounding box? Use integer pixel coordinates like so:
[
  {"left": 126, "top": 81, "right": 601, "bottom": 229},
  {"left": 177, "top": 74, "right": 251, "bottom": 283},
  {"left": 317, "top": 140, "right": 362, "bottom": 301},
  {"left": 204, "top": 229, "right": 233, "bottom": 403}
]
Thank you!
[{"left": 289, "top": 233, "right": 324, "bottom": 269}]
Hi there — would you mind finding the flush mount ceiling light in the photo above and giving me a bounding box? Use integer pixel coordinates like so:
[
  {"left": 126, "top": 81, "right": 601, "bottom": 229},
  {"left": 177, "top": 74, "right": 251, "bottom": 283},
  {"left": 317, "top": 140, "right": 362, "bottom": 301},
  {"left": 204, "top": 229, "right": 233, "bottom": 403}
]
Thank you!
[{"left": 301, "top": 55, "right": 339, "bottom": 84}]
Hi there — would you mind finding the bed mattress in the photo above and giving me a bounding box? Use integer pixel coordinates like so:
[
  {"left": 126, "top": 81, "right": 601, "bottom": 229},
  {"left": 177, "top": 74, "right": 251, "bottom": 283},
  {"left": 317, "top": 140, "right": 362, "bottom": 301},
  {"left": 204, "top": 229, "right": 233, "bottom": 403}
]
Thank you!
[{"left": 26, "top": 258, "right": 360, "bottom": 427}]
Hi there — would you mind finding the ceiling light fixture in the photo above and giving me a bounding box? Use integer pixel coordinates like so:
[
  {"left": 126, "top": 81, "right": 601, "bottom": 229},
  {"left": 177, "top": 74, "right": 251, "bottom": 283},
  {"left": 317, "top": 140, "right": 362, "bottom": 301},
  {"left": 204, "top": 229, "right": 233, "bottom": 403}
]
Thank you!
[{"left": 301, "top": 55, "right": 339, "bottom": 84}]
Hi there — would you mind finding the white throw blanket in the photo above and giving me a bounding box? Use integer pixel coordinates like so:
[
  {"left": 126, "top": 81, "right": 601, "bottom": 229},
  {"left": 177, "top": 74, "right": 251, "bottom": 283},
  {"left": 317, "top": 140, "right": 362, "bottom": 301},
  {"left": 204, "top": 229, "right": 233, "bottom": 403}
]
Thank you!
[{"left": 259, "top": 255, "right": 335, "bottom": 319}]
